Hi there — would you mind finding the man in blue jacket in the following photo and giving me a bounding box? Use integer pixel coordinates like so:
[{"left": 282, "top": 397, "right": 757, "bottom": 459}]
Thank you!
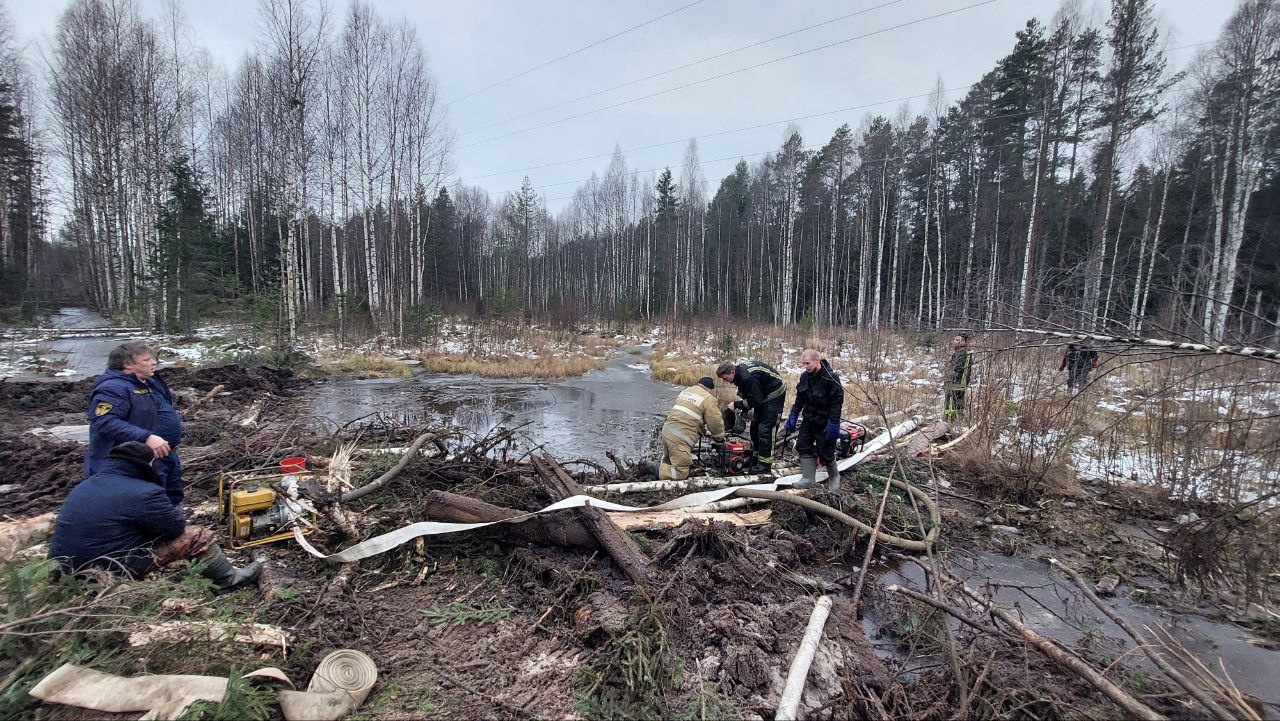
[
  {"left": 85, "top": 342, "right": 185, "bottom": 506},
  {"left": 784, "top": 349, "right": 845, "bottom": 492},
  {"left": 49, "top": 441, "right": 261, "bottom": 588}
]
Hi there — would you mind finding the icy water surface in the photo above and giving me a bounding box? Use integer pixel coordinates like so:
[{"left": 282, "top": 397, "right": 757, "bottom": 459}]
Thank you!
[
  {"left": 869, "top": 550, "right": 1280, "bottom": 715},
  {"left": 307, "top": 344, "right": 671, "bottom": 463}
]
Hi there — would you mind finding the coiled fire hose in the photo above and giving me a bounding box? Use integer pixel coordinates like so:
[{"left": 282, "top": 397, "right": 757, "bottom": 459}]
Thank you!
[{"left": 735, "top": 472, "right": 940, "bottom": 552}]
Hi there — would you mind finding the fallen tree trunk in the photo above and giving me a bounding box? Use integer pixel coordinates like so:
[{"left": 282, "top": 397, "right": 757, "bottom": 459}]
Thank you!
[
  {"left": 952, "top": 577, "right": 1166, "bottom": 721},
  {"left": 422, "top": 490, "right": 599, "bottom": 549},
  {"left": 342, "top": 432, "right": 437, "bottom": 502},
  {"left": 609, "top": 508, "right": 771, "bottom": 531},
  {"left": 532, "top": 456, "right": 652, "bottom": 587},
  {"left": 1049, "top": 558, "right": 1243, "bottom": 721},
  {"left": 998, "top": 327, "right": 1280, "bottom": 363},
  {"left": 776, "top": 595, "right": 833, "bottom": 721}
]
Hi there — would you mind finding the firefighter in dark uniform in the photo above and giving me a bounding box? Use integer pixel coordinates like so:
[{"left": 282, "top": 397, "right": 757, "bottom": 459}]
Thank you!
[
  {"left": 943, "top": 333, "right": 973, "bottom": 422},
  {"left": 784, "top": 349, "right": 844, "bottom": 491},
  {"left": 716, "top": 359, "right": 785, "bottom": 474}
]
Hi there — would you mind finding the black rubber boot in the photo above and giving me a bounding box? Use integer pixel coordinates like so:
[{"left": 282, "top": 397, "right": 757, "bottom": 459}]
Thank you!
[
  {"left": 637, "top": 460, "right": 659, "bottom": 478},
  {"left": 200, "top": 544, "right": 263, "bottom": 590},
  {"left": 794, "top": 456, "right": 818, "bottom": 488}
]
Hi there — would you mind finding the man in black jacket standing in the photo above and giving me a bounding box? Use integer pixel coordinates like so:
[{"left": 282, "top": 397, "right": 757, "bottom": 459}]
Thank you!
[
  {"left": 1060, "top": 343, "right": 1099, "bottom": 392},
  {"left": 784, "top": 349, "right": 844, "bottom": 491},
  {"left": 716, "top": 359, "right": 786, "bottom": 474},
  {"left": 943, "top": 333, "right": 973, "bottom": 422}
]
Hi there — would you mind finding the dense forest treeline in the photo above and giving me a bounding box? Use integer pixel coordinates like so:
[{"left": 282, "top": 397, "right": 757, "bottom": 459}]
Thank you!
[{"left": 0, "top": 0, "right": 1277, "bottom": 344}]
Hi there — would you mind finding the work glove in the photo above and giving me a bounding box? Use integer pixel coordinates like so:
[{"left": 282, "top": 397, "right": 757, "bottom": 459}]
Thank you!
[
  {"left": 824, "top": 419, "right": 841, "bottom": 443},
  {"left": 711, "top": 440, "right": 726, "bottom": 452},
  {"left": 783, "top": 412, "right": 798, "bottom": 435}
]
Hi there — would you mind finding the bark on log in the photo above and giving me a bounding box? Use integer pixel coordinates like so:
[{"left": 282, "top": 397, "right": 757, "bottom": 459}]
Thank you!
[
  {"left": 533, "top": 456, "right": 652, "bottom": 587},
  {"left": 903, "top": 421, "right": 950, "bottom": 456},
  {"left": 422, "top": 490, "right": 599, "bottom": 549}
]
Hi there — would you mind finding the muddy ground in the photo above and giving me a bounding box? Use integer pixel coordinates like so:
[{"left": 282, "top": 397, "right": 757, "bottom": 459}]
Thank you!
[{"left": 1, "top": 364, "right": 1277, "bottom": 720}]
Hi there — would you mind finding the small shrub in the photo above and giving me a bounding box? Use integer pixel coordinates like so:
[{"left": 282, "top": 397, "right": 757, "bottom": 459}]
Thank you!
[
  {"left": 403, "top": 305, "right": 443, "bottom": 341},
  {"left": 719, "top": 332, "right": 737, "bottom": 354},
  {"left": 573, "top": 606, "right": 682, "bottom": 721},
  {"left": 179, "top": 669, "right": 275, "bottom": 721}
]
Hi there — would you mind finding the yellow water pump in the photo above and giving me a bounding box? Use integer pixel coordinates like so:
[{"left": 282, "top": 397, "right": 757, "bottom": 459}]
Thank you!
[{"left": 218, "top": 458, "right": 316, "bottom": 549}]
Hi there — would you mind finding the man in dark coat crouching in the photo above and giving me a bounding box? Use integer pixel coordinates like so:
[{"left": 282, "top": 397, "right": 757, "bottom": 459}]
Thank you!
[{"left": 48, "top": 441, "right": 261, "bottom": 589}]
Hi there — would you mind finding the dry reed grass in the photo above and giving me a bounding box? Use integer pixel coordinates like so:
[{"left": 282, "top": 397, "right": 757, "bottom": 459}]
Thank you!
[
  {"left": 316, "top": 354, "right": 413, "bottom": 379},
  {"left": 410, "top": 320, "right": 626, "bottom": 378},
  {"left": 419, "top": 353, "right": 605, "bottom": 379}
]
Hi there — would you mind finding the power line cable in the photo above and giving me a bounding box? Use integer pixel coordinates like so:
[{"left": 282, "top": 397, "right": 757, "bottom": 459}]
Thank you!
[
  {"left": 455, "top": 0, "right": 1002, "bottom": 151},
  {"left": 458, "top": 0, "right": 910, "bottom": 136},
  {"left": 447, "top": 0, "right": 710, "bottom": 106},
  {"left": 455, "top": 37, "right": 1214, "bottom": 198},
  {"left": 468, "top": 84, "right": 973, "bottom": 181}
]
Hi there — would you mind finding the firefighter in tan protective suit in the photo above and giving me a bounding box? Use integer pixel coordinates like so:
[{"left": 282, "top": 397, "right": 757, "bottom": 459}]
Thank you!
[{"left": 639, "top": 377, "right": 726, "bottom": 480}]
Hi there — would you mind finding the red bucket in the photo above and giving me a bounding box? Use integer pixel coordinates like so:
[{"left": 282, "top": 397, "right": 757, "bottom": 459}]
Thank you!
[{"left": 280, "top": 456, "right": 307, "bottom": 475}]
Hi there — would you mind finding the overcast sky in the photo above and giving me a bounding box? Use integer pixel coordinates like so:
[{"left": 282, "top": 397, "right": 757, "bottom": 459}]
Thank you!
[{"left": 8, "top": 0, "right": 1236, "bottom": 212}]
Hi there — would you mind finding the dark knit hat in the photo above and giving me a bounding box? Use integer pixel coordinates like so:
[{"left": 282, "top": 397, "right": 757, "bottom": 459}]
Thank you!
[
  {"left": 698, "top": 376, "right": 715, "bottom": 390},
  {"left": 109, "top": 441, "right": 155, "bottom": 465},
  {"left": 106, "top": 441, "right": 161, "bottom": 483}
]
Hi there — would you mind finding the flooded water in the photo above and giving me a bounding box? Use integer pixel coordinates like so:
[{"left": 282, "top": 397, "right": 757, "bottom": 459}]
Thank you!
[
  {"left": 307, "top": 345, "right": 671, "bottom": 463},
  {"left": 1, "top": 307, "right": 138, "bottom": 381},
  {"left": 869, "top": 549, "right": 1280, "bottom": 715}
]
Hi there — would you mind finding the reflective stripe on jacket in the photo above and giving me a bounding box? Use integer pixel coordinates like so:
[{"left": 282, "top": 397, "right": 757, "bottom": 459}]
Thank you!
[
  {"left": 732, "top": 360, "right": 785, "bottom": 410},
  {"left": 664, "top": 384, "right": 725, "bottom": 443}
]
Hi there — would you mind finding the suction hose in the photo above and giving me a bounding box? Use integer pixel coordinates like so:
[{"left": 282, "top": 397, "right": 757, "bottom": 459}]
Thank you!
[{"left": 735, "top": 472, "right": 940, "bottom": 552}]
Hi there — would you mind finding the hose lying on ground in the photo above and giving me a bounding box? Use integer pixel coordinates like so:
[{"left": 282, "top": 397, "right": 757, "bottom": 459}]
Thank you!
[{"left": 735, "top": 473, "right": 941, "bottom": 552}]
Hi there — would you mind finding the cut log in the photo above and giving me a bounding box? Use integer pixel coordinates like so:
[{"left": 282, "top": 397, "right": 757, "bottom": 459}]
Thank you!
[
  {"left": 902, "top": 421, "right": 950, "bottom": 456},
  {"left": 181, "top": 384, "right": 225, "bottom": 420},
  {"left": 931, "top": 422, "right": 981, "bottom": 455},
  {"left": 533, "top": 456, "right": 652, "bottom": 587},
  {"left": 583, "top": 472, "right": 792, "bottom": 495},
  {"left": 127, "top": 621, "right": 291, "bottom": 652},
  {"left": 607, "top": 508, "right": 772, "bottom": 531},
  {"left": 235, "top": 399, "right": 264, "bottom": 428},
  {"left": 422, "top": 490, "right": 599, "bottom": 549},
  {"left": 0, "top": 512, "right": 55, "bottom": 561}
]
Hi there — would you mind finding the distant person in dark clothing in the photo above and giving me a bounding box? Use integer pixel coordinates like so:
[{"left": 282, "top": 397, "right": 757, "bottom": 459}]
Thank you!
[
  {"left": 784, "top": 349, "right": 844, "bottom": 491},
  {"left": 943, "top": 334, "right": 973, "bottom": 422},
  {"left": 717, "top": 359, "right": 786, "bottom": 474},
  {"left": 1060, "top": 343, "right": 1099, "bottom": 392},
  {"left": 85, "top": 342, "right": 185, "bottom": 506},
  {"left": 49, "top": 441, "right": 261, "bottom": 589}
]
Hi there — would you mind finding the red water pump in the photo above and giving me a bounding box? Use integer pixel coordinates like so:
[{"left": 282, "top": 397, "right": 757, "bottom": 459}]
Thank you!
[
  {"left": 836, "top": 420, "right": 869, "bottom": 459},
  {"left": 715, "top": 439, "right": 750, "bottom": 475}
]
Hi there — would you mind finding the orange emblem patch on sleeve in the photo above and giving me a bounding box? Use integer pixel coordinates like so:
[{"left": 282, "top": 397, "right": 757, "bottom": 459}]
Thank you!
[{"left": 94, "top": 402, "right": 113, "bottom": 416}]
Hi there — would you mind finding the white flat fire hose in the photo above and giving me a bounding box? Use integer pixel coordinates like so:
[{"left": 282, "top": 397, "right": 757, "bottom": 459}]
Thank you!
[{"left": 295, "top": 418, "right": 923, "bottom": 563}]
